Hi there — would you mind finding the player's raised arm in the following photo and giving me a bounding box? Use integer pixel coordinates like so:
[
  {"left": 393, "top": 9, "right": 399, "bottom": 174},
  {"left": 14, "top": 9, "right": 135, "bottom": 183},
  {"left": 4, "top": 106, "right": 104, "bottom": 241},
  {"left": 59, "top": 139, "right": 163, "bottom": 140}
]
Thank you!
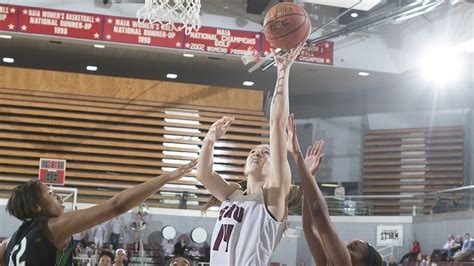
[{"left": 197, "top": 116, "right": 241, "bottom": 202}]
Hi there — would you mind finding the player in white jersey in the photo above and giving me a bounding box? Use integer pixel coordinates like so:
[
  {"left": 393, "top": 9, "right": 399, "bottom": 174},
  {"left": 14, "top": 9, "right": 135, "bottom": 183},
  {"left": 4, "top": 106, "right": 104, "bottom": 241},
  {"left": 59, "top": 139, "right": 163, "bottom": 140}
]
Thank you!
[
  {"left": 197, "top": 44, "right": 305, "bottom": 265},
  {"left": 287, "top": 114, "right": 383, "bottom": 266}
]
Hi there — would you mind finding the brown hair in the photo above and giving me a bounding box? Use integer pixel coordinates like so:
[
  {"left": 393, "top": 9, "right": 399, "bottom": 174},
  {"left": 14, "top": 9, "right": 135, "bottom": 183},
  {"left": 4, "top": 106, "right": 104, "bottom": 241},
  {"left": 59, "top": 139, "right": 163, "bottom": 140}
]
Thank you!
[
  {"left": 202, "top": 181, "right": 303, "bottom": 213},
  {"left": 6, "top": 180, "right": 43, "bottom": 220}
]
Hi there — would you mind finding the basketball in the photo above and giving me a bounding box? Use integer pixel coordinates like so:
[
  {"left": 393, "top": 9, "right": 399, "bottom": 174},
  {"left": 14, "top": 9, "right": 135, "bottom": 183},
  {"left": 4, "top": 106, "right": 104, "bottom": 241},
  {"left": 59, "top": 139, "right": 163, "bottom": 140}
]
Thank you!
[{"left": 263, "top": 2, "right": 311, "bottom": 50}]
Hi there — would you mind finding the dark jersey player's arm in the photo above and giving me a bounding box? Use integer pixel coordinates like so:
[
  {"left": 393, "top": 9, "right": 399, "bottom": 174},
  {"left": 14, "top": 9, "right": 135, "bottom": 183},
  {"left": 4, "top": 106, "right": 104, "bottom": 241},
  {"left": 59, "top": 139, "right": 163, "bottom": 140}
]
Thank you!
[{"left": 0, "top": 237, "right": 10, "bottom": 266}]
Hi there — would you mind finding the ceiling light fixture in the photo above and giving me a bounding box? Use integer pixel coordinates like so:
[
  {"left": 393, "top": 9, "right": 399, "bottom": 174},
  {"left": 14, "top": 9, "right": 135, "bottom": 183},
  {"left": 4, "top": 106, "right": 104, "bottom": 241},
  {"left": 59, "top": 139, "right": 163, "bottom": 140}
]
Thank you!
[
  {"left": 419, "top": 46, "right": 462, "bottom": 86},
  {"left": 183, "top": 53, "right": 195, "bottom": 58},
  {"left": 243, "top": 81, "right": 254, "bottom": 86},
  {"left": 86, "top": 65, "right": 98, "bottom": 71},
  {"left": 0, "top": 35, "right": 12, "bottom": 39},
  {"left": 166, "top": 73, "right": 178, "bottom": 79},
  {"left": 351, "top": 12, "right": 358, "bottom": 18},
  {"left": 3, "top": 57, "right": 14, "bottom": 63},
  {"left": 320, "top": 183, "right": 339, "bottom": 188},
  {"left": 358, "top": 71, "right": 370, "bottom": 76},
  {"left": 94, "top": 44, "right": 105, "bottom": 49}
]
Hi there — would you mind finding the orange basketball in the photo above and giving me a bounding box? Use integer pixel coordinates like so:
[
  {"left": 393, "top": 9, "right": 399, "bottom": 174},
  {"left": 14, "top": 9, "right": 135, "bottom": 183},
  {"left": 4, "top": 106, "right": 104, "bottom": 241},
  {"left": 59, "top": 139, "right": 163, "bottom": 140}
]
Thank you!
[{"left": 263, "top": 2, "right": 311, "bottom": 51}]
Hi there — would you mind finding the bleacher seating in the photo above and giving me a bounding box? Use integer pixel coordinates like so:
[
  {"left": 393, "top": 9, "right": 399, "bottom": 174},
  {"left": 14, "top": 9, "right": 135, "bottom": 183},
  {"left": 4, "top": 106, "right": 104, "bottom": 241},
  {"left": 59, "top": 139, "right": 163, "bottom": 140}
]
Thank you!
[
  {"left": 0, "top": 87, "right": 269, "bottom": 209},
  {"left": 363, "top": 127, "right": 464, "bottom": 215}
]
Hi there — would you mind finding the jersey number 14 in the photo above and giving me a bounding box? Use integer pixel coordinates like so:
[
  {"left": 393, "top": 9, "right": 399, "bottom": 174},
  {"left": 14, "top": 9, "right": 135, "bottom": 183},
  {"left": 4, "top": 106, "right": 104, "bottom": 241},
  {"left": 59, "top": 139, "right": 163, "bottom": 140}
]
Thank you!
[{"left": 212, "top": 224, "right": 234, "bottom": 252}]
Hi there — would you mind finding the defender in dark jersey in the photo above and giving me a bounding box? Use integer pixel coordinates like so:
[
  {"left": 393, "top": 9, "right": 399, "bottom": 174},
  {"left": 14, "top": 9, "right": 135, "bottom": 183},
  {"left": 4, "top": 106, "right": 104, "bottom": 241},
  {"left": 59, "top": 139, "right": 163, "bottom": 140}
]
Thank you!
[{"left": 0, "top": 159, "right": 196, "bottom": 266}]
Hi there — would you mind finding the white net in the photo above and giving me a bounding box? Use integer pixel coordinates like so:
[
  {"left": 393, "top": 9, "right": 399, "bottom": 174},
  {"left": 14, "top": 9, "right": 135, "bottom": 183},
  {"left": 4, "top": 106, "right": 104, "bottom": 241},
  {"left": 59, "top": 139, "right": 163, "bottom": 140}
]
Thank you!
[{"left": 137, "top": 0, "right": 201, "bottom": 35}]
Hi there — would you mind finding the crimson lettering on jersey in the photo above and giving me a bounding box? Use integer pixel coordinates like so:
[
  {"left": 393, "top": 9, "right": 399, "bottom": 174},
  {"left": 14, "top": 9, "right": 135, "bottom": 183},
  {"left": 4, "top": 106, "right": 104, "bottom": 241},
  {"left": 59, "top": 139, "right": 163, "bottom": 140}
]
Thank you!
[
  {"left": 213, "top": 204, "right": 245, "bottom": 252},
  {"left": 218, "top": 203, "right": 244, "bottom": 222},
  {"left": 212, "top": 224, "right": 234, "bottom": 252}
]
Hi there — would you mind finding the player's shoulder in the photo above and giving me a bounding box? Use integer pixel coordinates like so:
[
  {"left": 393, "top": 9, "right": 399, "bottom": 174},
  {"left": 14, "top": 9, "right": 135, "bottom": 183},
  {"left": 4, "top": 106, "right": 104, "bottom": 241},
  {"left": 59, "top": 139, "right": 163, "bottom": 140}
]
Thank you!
[{"left": 228, "top": 182, "right": 242, "bottom": 191}]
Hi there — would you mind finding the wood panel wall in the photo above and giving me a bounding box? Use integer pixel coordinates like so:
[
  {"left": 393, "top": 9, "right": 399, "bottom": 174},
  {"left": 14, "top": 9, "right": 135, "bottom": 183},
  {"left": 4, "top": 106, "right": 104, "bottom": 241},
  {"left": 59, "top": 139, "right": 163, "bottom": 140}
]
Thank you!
[
  {"left": 0, "top": 67, "right": 268, "bottom": 210},
  {"left": 363, "top": 127, "right": 464, "bottom": 215},
  {"left": 0, "top": 66, "right": 263, "bottom": 111}
]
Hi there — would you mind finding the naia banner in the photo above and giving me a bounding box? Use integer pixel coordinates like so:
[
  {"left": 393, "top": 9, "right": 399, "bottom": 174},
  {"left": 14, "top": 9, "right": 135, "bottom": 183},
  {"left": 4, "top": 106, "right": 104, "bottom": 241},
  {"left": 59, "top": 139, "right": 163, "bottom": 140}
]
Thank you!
[
  {"left": 0, "top": 3, "right": 334, "bottom": 65},
  {"left": 376, "top": 225, "right": 403, "bottom": 247}
]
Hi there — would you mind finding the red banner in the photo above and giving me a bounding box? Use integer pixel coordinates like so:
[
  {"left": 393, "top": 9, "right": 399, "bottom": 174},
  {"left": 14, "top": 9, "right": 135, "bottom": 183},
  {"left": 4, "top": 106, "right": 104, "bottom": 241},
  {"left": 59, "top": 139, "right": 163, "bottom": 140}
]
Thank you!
[
  {"left": 261, "top": 37, "right": 333, "bottom": 65},
  {"left": 17, "top": 6, "right": 103, "bottom": 40},
  {"left": 103, "top": 16, "right": 184, "bottom": 48},
  {"left": 1, "top": 4, "right": 334, "bottom": 65},
  {"left": 297, "top": 41, "right": 334, "bottom": 65},
  {"left": 184, "top": 26, "right": 261, "bottom": 56},
  {"left": 0, "top": 4, "right": 18, "bottom": 32}
]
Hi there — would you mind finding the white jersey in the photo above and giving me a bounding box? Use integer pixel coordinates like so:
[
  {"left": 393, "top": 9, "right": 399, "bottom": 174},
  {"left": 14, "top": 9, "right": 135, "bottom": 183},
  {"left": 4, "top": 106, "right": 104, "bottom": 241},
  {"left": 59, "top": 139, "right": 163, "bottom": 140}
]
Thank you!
[{"left": 210, "top": 188, "right": 286, "bottom": 266}]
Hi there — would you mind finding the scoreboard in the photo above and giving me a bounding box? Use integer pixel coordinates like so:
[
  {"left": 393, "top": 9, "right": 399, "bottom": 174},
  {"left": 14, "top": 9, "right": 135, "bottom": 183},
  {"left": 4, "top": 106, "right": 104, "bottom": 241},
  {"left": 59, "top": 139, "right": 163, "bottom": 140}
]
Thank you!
[{"left": 38, "top": 158, "right": 66, "bottom": 185}]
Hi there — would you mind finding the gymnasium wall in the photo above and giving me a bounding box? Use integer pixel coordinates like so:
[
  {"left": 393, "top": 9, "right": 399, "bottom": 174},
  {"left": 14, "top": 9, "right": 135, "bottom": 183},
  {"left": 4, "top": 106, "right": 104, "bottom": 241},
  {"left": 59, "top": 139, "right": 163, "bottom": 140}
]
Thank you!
[
  {"left": 290, "top": 79, "right": 474, "bottom": 185},
  {"left": 412, "top": 210, "right": 474, "bottom": 255},
  {"left": 0, "top": 66, "right": 267, "bottom": 209},
  {"left": 0, "top": 66, "right": 263, "bottom": 111}
]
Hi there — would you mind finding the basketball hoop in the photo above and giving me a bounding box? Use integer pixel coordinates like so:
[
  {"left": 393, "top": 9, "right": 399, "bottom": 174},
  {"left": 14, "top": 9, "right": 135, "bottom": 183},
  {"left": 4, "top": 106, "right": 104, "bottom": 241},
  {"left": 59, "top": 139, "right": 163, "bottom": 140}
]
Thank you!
[{"left": 137, "top": 0, "right": 201, "bottom": 35}]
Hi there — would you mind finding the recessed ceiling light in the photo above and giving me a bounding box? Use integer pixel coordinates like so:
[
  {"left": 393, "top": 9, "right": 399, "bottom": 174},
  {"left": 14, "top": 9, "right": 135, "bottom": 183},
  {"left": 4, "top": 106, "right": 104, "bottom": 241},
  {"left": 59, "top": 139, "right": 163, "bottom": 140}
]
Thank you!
[
  {"left": 0, "top": 35, "right": 12, "bottom": 39},
  {"left": 166, "top": 73, "right": 178, "bottom": 79},
  {"left": 94, "top": 44, "right": 105, "bottom": 49},
  {"left": 3, "top": 57, "right": 14, "bottom": 63},
  {"left": 358, "top": 71, "right": 370, "bottom": 76},
  {"left": 183, "top": 53, "right": 194, "bottom": 58},
  {"left": 351, "top": 12, "right": 358, "bottom": 18},
  {"left": 86, "top": 65, "right": 98, "bottom": 71},
  {"left": 321, "top": 183, "right": 339, "bottom": 188},
  {"left": 243, "top": 81, "right": 254, "bottom": 86}
]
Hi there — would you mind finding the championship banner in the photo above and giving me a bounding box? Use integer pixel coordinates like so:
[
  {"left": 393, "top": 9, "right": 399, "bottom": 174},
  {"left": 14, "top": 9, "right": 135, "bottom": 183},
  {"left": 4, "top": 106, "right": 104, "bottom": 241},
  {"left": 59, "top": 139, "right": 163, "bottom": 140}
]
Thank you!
[
  {"left": 2, "top": 4, "right": 334, "bottom": 66},
  {"left": 103, "top": 15, "right": 184, "bottom": 48},
  {"left": 297, "top": 41, "right": 334, "bottom": 65},
  {"left": 376, "top": 225, "right": 403, "bottom": 247},
  {"left": 17, "top": 6, "right": 103, "bottom": 40},
  {"left": 184, "top": 26, "right": 261, "bottom": 56},
  {"left": 261, "top": 37, "right": 334, "bottom": 65},
  {"left": 0, "top": 4, "right": 18, "bottom": 32}
]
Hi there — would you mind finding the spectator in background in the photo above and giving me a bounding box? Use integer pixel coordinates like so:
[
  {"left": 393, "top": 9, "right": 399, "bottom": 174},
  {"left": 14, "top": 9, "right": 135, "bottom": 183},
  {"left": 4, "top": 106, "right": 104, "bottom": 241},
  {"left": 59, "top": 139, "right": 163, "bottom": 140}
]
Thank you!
[
  {"left": 74, "top": 243, "right": 88, "bottom": 266},
  {"left": 80, "top": 229, "right": 89, "bottom": 248},
  {"left": 452, "top": 234, "right": 463, "bottom": 254},
  {"left": 188, "top": 245, "right": 201, "bottom": 257},
  {"left": 72, "top": 231, "right": 82, "bottom": 250},
  {"left": 114, "top": 248, "right": 128, "bottom": 266},
  {"left": 399, "top": 240, "right": 421, "bottom": 263},
  {"left": 163, "top": 239, "right": 175, "bottom": 257},
  {"left": 109, "top": 216, "right": 123, "bottom": 250},
  {"left": 334, "top": 182, "right": 345, "bottom": 197},
  {"left": 174, "top": 237, "right": 187, "bottom": 256},
  {"left": 90, "top": 248, "right": 100, "bottom": 266},
  {"left": 94, "top": 223, "right": 107, "bottom": 249},
  {"left": 169, "top": 256, "right": 190, "bottom": 266},
  {"left": 98, "top": 251, "right": 114, "bottom": 266},
  {"left": 121, "top": 243, "right": 131, "bottom": 263},
  {"left": 453, "top": 233, "right": 474, "bottom": 261},
  {"left": 442, "top": 234, "right": 455, "bottom": 257}
]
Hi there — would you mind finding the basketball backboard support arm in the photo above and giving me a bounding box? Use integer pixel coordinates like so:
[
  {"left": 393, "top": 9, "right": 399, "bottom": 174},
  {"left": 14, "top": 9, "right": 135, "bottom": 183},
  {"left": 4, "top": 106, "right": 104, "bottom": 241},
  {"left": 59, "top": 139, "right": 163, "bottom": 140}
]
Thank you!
[
  {"left": 51, "top": 186, "right": 78, "bottom": 211},
  {"left": 248, "top": 1, "right": 361, "bottom": 73},
  {"left": 250, "top": 0, "right": 444, "bottom": 72}
]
